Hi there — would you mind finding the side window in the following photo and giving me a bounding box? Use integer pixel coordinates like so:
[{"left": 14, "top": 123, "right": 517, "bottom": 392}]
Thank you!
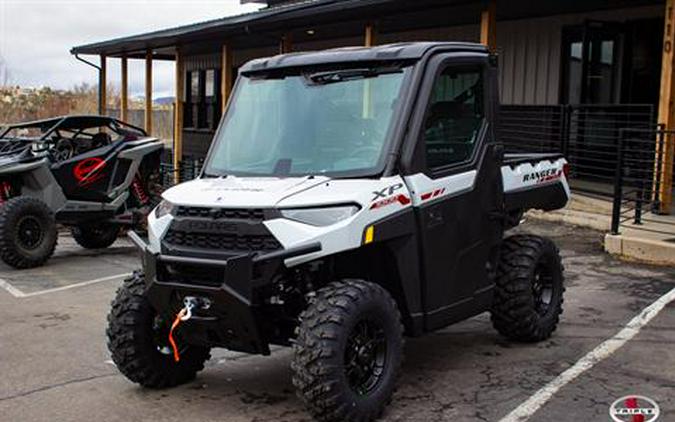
[
  {"left": 184, "top": 69, "right": 222, "bottom": 131},
  {"left": 423, "top": 65, "right": 485, "bottom": 169}
]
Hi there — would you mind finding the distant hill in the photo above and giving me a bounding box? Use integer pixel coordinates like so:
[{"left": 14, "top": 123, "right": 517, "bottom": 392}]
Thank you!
[{"left": 154, "top": 97, "right": 174, "bottom": 105}]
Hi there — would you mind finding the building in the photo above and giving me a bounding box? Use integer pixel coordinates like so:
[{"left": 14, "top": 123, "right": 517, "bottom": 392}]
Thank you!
[{"left": 71, "top": 0, "right": 674, "bottom": 213}]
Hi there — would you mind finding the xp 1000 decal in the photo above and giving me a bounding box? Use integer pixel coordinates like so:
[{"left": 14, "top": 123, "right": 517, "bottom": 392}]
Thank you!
[{"left": 370, "top": 183, "right": 411, "bottom": 210}]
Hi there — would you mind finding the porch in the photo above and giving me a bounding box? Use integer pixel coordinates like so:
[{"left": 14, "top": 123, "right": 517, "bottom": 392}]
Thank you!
[{"left": 70, "top": 0, "right": 674, "bottom": 216}]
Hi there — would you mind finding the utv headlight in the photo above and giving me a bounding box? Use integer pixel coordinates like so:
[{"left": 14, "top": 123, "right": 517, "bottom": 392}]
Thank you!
[
  {"left": 280, "top": 205, "right": 360, "bottom": 226},
  {"left": 154, "top": 199, "right": 175, "bottom": 218}
]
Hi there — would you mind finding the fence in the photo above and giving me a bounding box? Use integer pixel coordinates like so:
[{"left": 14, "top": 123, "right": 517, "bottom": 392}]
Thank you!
[
  {"left": 610, "top": 127, "right": 675, "bottom": 235},
  {"left": 499, "top": 104, "right": 655, "bottom": 197},
  {"left": 159, "top": 158, "right": 204, "bottom": 189}
]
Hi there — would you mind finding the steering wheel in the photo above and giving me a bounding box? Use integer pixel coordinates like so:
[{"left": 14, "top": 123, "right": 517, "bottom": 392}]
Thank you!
[{"left": 52, "top": 139, "right": 75, "bottom": 162}]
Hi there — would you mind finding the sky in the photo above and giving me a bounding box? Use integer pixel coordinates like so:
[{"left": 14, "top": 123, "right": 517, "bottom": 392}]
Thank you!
[{"left": 0, "top": 0, "right": 261, "bottom": 98}]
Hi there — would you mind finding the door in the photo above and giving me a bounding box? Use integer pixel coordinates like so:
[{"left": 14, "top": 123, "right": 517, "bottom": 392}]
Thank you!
[
  {"left": 51, "top": 143, "right": 119, "bottom": 202},
  {"left": 404, "top": 55, "right": 503, "bottom": 331},
  {"left": 562, "top": 21, "right": 623, "bottom": 104}
]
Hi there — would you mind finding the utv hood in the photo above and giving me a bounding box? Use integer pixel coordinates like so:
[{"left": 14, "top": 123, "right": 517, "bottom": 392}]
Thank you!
[
  {"left": 161, "top": 176, "right": 331, "bottom": 208},
  {"left": 0, "top": 148, "right": 44, "bottom": 172}
]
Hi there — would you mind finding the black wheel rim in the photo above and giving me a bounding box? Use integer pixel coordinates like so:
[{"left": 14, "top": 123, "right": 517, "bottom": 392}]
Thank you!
[
  {"left": 17, "top": 216, "right": 44, "bottom": 250},
  {"left": 533, "top": 263, "right": 554, "bottom": 316},
  {"left": 88, "top": 225, "right": 113, "bottom": 236},
  {"left": 344, "top": 318, "right": 387, "bottom": 396}
]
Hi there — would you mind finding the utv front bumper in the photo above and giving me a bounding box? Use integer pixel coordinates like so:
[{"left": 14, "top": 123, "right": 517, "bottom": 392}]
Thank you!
[{"left": 128, "top": 231, "right": 320, "bottom": 355}]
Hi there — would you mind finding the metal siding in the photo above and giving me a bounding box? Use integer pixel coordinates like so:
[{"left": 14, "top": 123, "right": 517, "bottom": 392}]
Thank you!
[
  {"left": 184, "top": 53, "right": 221, "bottom": 72},
  {"left": 497, "top": 5, "right": 660, "bottom": 105}
]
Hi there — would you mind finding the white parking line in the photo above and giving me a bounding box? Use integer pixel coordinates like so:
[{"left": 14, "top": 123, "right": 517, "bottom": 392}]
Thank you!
[
  {"left": 498, "top": 286, "right": 675, "bottom": 422},
  {"left": 0, "top": 277, "right": 26, "bottom": 298},
  {"left": 0, "top": 273, "right": 128, "bottom": 298}
]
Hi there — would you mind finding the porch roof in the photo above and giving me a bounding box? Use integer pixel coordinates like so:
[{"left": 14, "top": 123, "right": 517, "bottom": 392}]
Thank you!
[{"left": 70, "top": 0, "right": 661, "bottom": 59}]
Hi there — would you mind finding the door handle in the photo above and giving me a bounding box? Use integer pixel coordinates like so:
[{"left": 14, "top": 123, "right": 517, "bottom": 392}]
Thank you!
[{"left": 426, "top": 205, "right": 444, "bottom": 228}]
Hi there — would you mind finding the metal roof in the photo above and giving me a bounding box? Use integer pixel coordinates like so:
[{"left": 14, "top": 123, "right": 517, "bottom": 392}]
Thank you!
[
  {"left": 70, "top": 0, "right": 388, "bottom": 57},
  {"left": 70, "top": 0, "right": 663, "bottom": 58}
]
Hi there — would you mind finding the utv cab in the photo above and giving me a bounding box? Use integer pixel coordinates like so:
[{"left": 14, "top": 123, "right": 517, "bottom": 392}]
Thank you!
[
  {"left": 109, "top": 42, "right": 570, "bottom": 422},
  {"left": 0, "top": 115, "right": 163, "bottom": 268}
]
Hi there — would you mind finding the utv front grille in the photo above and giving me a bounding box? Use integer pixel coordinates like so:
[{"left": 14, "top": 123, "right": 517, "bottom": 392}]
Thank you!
[
  {"left": 174, "top": 206, "right": 265, "bottom": 221},
  {"left": 164, "top": 229, "right": 282, "bottom": 253}
]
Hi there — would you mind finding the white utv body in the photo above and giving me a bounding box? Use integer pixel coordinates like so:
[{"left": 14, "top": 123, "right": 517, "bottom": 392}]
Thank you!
[{"left": 111, "top": 42, "right": 570, "bottom": 422}]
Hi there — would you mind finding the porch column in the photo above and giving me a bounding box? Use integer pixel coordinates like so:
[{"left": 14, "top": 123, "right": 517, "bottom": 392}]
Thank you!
[
  {"left": 221, "top": 43, "right": 233, "bottom": 113},
  {"left": 120, "top": 55, "right": 128, "bottom": 122},
  {"left": 362, "top": 23, "right": 377, "bottom": 118},
  {"left": 280, "top": 33, "right": 293, "bottom": 54},
  {"left": 365, "top": 22, "right": 377, "bottom": 47},
  {"left": 174, "top": 48, "right": 184, "bottom": 172},
  {"left": 657, "top": 0, "right": 675, "bottom": 214},
  {"left": 144, "top": 49, "right": 153, "bottom": 136},
  {"left": 99, "top": 55, "right": 106, "bottom": 115},
  {"left": 480, "top": 0, "right": 497, "bottom": 51}
]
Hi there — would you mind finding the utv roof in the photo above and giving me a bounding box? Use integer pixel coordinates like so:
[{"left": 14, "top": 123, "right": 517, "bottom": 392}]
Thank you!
[
  {"left": 0, "top": 115, "right": 147, "bottom": 139},
  {"left": 2, "top": 115, "right": 141, "bottom": 131},
  {"left": 240, "top": 42, "right": 488, "bottom": 73}
]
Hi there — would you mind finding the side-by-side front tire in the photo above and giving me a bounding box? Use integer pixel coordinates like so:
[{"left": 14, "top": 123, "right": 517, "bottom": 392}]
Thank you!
[
  {"left": 491, "top": 234, "right": 565, "bottom": 342},
  {"left": 0, "top": 196, "right": 57, "bottom": 269},
  {"left": 107, "top": 272, "right": 211, "bottom": 388},
  {"left": 292, "top": 279, "right": 404, "bottom": 422},
  {"left": 71, "top": 224, "right": 120, "bottom": 249}
]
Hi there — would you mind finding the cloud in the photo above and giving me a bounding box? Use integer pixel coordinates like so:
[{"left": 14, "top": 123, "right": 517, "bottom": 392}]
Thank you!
[{"left": 0, "top": 0, "right": 260, "bottom": 95}]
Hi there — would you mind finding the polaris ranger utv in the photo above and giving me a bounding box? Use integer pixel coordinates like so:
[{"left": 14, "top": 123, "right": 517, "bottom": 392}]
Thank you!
[
  {"left": 108, "top": 42, "right": 570, "bottom": 422},
  {"left": 0, "top": 116, "right": 163, "bottom": 268}
]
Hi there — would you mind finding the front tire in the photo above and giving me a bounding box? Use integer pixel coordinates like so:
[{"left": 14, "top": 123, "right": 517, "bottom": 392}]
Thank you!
[
  {"left": 107, "top": 271, "right": 211, "bottom": 388},
  {"left": 491, "top": 235, "right": 565, "bottom": 342},
  {"left": 292, "top": 280, "right": 404, "bottom": 422},
  {"left": 71, "top": 224, "right": 119, "bottom": 249},
  {"left": 0, "top": 196, "right": 57, "bottom": 269}
]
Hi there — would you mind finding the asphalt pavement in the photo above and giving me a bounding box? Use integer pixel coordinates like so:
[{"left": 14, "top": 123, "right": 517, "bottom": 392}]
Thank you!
[{"left": 0, "top": 220, "right": 673, "bottom": 422}]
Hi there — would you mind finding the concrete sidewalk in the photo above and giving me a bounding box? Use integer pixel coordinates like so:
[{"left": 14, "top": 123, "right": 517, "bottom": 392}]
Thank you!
[{"left": 527, "top": 193, "right": 675, "bottom": 266}]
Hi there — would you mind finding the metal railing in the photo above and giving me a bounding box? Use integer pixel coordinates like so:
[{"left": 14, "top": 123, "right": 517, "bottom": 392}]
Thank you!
[
  {"left": 159, "top": 158, "right": 204, "bottom": 189},
  {"left": 499, "top": 104, "right": 655, "bottom": 197},
  {"left": 610, "top": 127, "right": 675, "bottom": 235}
]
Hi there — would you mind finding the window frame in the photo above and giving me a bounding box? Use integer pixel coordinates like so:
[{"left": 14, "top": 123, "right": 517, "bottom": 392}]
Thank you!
[
  {"left": 415, "top": 56, "right": 490, "bottom": 179},
  {"left": 184, "top": 68, "right": 222, "bottom": 131}
]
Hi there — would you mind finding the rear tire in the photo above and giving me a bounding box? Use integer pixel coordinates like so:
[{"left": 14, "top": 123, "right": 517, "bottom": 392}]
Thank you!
[
  {"left": 292, "top": 279, "right": 404, "bottom": 422},
  {"left": 0, "top": 196, "right": 57, "bottom": 269},
  {"left": 107, "top": 271, "right": 211, "bottom": 388},
  {"left": 71, "top": 224, "right": 119, "bottom": 249},
  {"left": 491, "top": 234, "right": 565, "bottom": 342}
]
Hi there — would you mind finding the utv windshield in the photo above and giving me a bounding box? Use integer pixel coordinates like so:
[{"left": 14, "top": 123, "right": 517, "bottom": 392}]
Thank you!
[{"left": 204, "top": 65, "right": 411, "bottom": 177}]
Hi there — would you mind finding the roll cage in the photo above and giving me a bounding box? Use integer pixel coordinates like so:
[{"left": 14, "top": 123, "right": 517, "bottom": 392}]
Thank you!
[{"left": 0, "top": 115, "right": 147, "bottom": 142}]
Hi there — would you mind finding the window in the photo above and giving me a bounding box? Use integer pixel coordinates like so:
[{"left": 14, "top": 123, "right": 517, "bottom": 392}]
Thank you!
[
  {"left": 205, "top": 67, "right": 410, "bottom": 177},
  {"left": 184, "top": 69, "right": 221, "bottom": 130},
  {"left": 423, "top": 66, "right": 484, "bottom": 169},
  {"left": 561, "top": 24, "right": 621, "bottom": 104}
]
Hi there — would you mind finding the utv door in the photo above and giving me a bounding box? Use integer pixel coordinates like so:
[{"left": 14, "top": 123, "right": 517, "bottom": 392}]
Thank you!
[
  {"left": 404, "top": 54, "right": 503, "bottom": 331},
  {"left": 51, "top": 143, "right": 119, "bottom": 203}
]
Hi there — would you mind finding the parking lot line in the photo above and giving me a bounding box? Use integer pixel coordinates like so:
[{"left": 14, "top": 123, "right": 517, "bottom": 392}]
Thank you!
[
  {"left": 498, "top": 286, "right": 675, "bottom": 422},
  {"left": 0, "top": 277, "right": 26, "bottom": 298},
  {"left": 0, "top": 273, "right": 129, "bottom": 299}
]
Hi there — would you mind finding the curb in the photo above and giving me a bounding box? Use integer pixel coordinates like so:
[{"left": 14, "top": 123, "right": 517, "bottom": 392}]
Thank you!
[{"left": 604, "top": 233, "right": 675, "bottom": 266}]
